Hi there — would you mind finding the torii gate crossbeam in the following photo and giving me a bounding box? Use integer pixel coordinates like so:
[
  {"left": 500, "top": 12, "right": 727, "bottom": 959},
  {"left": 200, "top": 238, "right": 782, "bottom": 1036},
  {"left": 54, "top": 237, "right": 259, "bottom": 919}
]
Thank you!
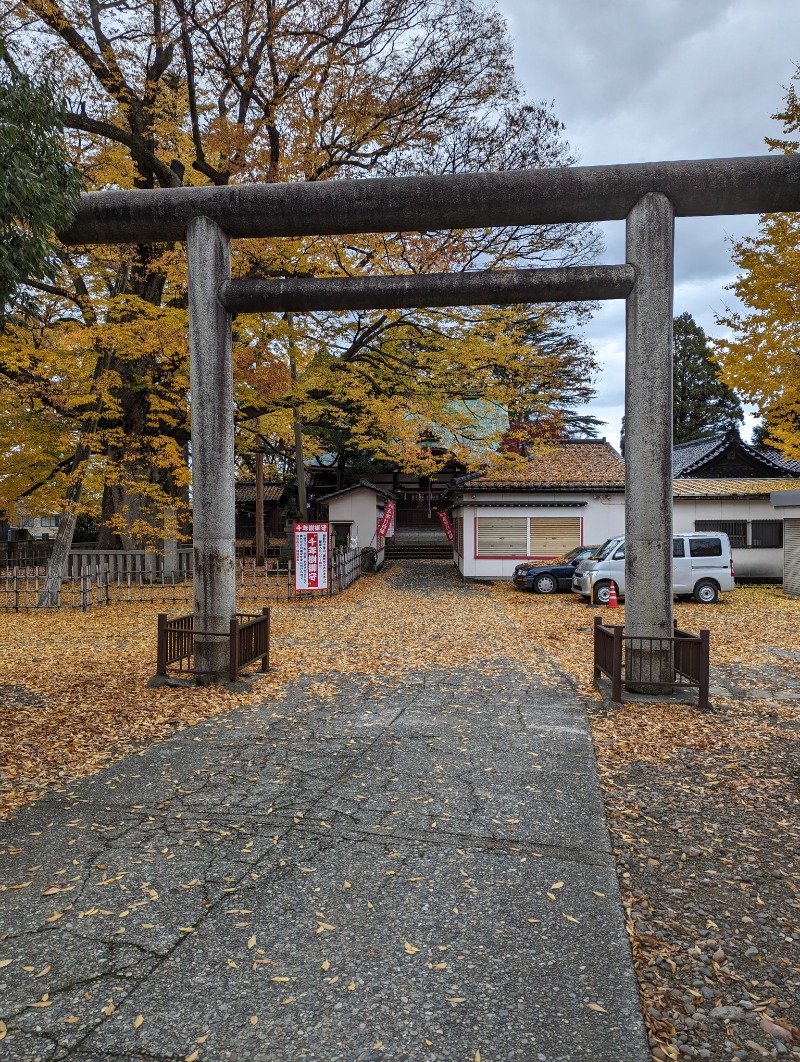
[{"left": 60, "top": 156, "right": 800, "bottom": 683}]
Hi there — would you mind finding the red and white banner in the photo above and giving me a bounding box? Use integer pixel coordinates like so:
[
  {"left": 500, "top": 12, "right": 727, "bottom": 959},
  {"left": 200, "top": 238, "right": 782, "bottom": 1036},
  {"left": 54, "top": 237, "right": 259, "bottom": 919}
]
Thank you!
[
  {"left": 377, "top": 500, "right": 396, "bottom": 539},
  {"left": 294, "top": 522, "right": 329, "bottom": 591},
  {"left": 437, "top": 509, "right": 454, "bottom": 541}
]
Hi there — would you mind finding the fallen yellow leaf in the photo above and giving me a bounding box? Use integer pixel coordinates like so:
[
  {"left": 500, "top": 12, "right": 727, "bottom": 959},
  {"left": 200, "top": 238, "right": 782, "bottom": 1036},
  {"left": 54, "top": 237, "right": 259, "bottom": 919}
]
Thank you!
[
  {"left": 587, "top": 1002, "right": 607, "bottom": 1013},
  {"left": 403, "top": 942, "right": 420, "bottom": 955},
  {"left": 133, "top": 1014, "right": 144, "bottom": 1030}
]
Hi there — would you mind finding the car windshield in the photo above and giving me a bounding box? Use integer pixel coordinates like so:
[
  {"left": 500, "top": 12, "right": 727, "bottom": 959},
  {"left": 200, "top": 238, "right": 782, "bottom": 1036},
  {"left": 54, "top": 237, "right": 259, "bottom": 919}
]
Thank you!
[
  {"left": 564, "top": 547, "right": 587, "bottom": 562},
  {"left": 593, "top": 538, "right": 621, "bottom": 561}
]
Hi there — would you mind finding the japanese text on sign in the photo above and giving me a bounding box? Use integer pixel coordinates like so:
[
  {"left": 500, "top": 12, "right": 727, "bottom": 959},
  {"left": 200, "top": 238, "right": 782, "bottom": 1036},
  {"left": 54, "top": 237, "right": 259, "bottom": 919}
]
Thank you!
[
  {"left": 294, "top": 523, "right": 329, "bottom": 591},
  {"left": 437, "top": 509, "right": 454, "bottom": 541},
  {"left": 377, "top": 500, "right": 396, "bottom": 539}
]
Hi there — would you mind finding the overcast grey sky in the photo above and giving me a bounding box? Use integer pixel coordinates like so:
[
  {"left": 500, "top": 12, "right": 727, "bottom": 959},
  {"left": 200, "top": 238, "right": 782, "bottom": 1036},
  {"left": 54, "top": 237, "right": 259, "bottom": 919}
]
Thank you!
[{"left": 495, "top": 0, "right": 800, "bottom": 446}]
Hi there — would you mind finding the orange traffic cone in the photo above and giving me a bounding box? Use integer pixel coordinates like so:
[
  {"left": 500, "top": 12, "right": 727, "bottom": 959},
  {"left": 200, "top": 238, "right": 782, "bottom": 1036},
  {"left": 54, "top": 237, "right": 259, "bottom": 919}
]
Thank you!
[{"left": 607, "top": 582, "right": 619, "bottom": 608}]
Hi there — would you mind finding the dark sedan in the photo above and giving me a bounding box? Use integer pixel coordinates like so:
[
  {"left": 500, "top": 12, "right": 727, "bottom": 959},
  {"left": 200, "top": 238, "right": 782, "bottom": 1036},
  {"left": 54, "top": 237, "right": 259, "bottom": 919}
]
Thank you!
[{"left": 512, "top": 545, "right": 599, "bottom": 594}]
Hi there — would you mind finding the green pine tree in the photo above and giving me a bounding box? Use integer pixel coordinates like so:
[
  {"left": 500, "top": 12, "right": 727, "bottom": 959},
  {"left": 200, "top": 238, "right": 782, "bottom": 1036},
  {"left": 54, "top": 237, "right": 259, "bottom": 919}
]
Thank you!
[
  {"left": 672, "top": 312, "right": 744, "bottom": 444},
  {"left": 0, "top": 44, "right": 83, "bottom": 316}
]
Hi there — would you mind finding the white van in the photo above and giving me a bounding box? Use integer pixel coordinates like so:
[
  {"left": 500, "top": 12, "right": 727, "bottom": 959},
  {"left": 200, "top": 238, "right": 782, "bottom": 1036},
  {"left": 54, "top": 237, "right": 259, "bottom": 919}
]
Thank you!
[{"left": 571, "top": 532, "right": 735, "bottom": 605}]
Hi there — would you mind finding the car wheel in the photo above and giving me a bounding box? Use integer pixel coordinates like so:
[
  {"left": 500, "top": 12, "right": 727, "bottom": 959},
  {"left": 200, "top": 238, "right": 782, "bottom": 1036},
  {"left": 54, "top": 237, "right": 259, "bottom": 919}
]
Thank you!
[
  {"left": 693, "top": 579, "right": 719, "bottom": 604},
  {"left": 593, "top": 580, "right": 613, "bottom": 605},
  {"left": 533, "top": 573, "right": 558, "bottom": 594}
]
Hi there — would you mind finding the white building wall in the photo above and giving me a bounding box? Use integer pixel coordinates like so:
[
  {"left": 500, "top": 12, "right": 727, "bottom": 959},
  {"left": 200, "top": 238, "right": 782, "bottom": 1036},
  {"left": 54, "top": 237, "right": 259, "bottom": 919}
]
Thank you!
[
  {"left": 673, "top": 497, "right": 784, "bottom": 579},
  {"left": 326, "top": 489, "right": 388, "bottom": 567},
  {"left": 453, "top": 492, "right": 786, "bottom": 581},
  {"left": 327, "top": 492, "right": 380, "bottom": 547},
  {"left": 453, "top": 494, "right": 625, "bottom": 580}
]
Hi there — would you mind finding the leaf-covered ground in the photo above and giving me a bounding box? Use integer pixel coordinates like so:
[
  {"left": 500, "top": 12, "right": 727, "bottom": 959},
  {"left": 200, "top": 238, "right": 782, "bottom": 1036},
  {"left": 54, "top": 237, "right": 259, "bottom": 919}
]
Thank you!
[
  {"left": 499, "top": 582, "right": 800, "bottom": 1062},
  {"left": 0, "top": 566, "right": 530, "bottom": 818},
  {"left": 1, "top": 571, "right": 798, "bottom": 1061}
]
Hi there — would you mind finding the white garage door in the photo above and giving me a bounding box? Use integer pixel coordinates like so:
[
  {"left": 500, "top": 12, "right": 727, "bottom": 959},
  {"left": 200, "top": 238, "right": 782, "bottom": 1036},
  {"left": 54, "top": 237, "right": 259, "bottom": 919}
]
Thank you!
[
  {"left": 530, "top": 516, "right": 582, "bottom": 558},
  {"left": 785, "top": 519, "right": 800, "bottom": 598},
  {"left": 476, "top": 517, "right": 528, "bottom": 556}
]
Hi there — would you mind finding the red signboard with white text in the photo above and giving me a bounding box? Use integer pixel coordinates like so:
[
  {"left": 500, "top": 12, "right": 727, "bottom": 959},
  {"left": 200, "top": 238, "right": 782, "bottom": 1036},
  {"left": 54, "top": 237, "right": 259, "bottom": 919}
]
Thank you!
[
  {"left": 294, "top": 522, "right": 329, "bottom": 591},
  {"left": 437, "top": 509, "right": 454, "bottom": 541},
  {"left": 377, "top": 500, "right": 396, "bottom": 539}
]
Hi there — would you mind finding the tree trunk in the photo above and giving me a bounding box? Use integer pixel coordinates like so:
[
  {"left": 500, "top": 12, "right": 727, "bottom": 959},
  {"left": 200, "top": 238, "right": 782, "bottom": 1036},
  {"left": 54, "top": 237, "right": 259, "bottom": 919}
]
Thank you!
[
  {"left": 38, "top": 349, "right": 111, "bottom": 606},
  {"left": 286, "top": 312, "right": 308, "bottom": 519}
]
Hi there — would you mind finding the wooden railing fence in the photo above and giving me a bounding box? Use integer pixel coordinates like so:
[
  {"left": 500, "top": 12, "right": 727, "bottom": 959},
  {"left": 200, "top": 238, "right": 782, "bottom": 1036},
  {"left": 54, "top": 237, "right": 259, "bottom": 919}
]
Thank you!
[
  {"left": 2, "top": 547, "right": 362, "bottom": 612},
  {"left": 593, "top": 617, "right": 710, "bottom": 709},
  {"left": 157, "top": 609, "right": 270, "bottom": 682}
]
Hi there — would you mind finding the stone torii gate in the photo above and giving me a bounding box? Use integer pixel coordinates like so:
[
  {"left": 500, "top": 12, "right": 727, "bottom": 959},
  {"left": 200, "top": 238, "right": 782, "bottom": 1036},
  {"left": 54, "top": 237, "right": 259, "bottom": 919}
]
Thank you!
[{"left": 61, "top": 155, "right": 800, "bottom": 683}]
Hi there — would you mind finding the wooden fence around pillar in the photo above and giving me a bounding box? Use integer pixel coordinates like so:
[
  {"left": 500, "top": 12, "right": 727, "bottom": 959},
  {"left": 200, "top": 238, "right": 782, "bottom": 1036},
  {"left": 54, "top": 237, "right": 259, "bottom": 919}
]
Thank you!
[
  {"left": 157, "top": 608, "right": 270, "bottom": 682},
  {"left": 593, "top": 617, "right": 710, "bottom": 709}
]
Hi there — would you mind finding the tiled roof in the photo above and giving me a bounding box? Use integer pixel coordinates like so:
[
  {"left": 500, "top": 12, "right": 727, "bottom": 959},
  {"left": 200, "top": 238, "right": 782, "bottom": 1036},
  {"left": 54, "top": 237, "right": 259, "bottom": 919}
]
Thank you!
[
  {"left": 322, "top": 480, "right": 397, "bottom": 503},
  {"left": 672, "top": 478, "right": 800, "bottom": 498},
  {"left": 672, "top": 435, "right": 725, "bottom": 475},
  {"left": 455, "top": 440, "right": 625, "bottom": 491},
  {"left": 760, "top": 446, "right": 800, "bottom": 475},
  {"left": 672, "top": 431, "right": 800, "bottom": 476},
  {"left": 235, "top": 483, "right": 285, "bottom": 503}
]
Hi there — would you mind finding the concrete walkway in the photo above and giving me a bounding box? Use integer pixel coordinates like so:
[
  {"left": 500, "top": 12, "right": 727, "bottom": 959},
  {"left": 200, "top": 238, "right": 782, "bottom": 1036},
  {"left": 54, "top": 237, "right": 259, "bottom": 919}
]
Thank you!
[{"left": 0, "top": 563, "right": 649, "bottom": 1061}]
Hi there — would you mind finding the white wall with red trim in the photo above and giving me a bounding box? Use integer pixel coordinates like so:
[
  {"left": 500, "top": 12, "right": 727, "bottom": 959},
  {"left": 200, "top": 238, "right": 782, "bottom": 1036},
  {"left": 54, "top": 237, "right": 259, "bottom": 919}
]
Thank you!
[
  {"left": 452, "top": 492, "right": 787, "bottom": 581},
  {"left": 451, "top": 494, "right": 625, "bottom": 580}
]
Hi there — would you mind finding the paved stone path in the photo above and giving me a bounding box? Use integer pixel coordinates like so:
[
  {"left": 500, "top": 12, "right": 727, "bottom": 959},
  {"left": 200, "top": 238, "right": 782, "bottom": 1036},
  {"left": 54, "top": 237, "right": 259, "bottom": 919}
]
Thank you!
[{"left": 0, "top": 563, "right": 649, "bottom": 1061}]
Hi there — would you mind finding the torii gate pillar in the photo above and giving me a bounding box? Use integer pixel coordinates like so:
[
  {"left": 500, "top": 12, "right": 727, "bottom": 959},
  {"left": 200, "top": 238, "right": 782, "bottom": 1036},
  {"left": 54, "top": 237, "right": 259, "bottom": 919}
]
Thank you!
[
  {"left": 187, "top": 216, "right": 237, "bottom": 683},
  {"left": 625, "top": 192, "right": 675, "bottom": 678}
]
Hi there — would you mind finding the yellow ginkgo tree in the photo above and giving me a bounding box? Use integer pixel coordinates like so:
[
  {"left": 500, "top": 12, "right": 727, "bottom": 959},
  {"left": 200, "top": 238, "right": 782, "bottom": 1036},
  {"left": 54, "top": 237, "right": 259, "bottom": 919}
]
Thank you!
[
  {"left": 1, "top": 0, "right": 602, "bottom": 551},
  {"left": 714, "top": 71, "right": 800, "bottom": 460}
]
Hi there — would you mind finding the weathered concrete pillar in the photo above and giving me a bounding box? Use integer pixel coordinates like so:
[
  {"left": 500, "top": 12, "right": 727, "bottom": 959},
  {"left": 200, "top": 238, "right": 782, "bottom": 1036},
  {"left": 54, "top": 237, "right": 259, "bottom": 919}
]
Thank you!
[
  {"left": 625, "top": 193, "right": 675, "bottom": 684},
  {"left": 187, "top": 216, "right": 236, "bottom": 683}
]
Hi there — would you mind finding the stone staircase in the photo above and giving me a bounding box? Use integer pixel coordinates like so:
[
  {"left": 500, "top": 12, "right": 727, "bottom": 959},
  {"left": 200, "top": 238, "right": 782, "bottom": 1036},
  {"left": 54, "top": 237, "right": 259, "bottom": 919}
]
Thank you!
[{"left": 384, "top": 529, "right": 453, "bottom": 560}]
